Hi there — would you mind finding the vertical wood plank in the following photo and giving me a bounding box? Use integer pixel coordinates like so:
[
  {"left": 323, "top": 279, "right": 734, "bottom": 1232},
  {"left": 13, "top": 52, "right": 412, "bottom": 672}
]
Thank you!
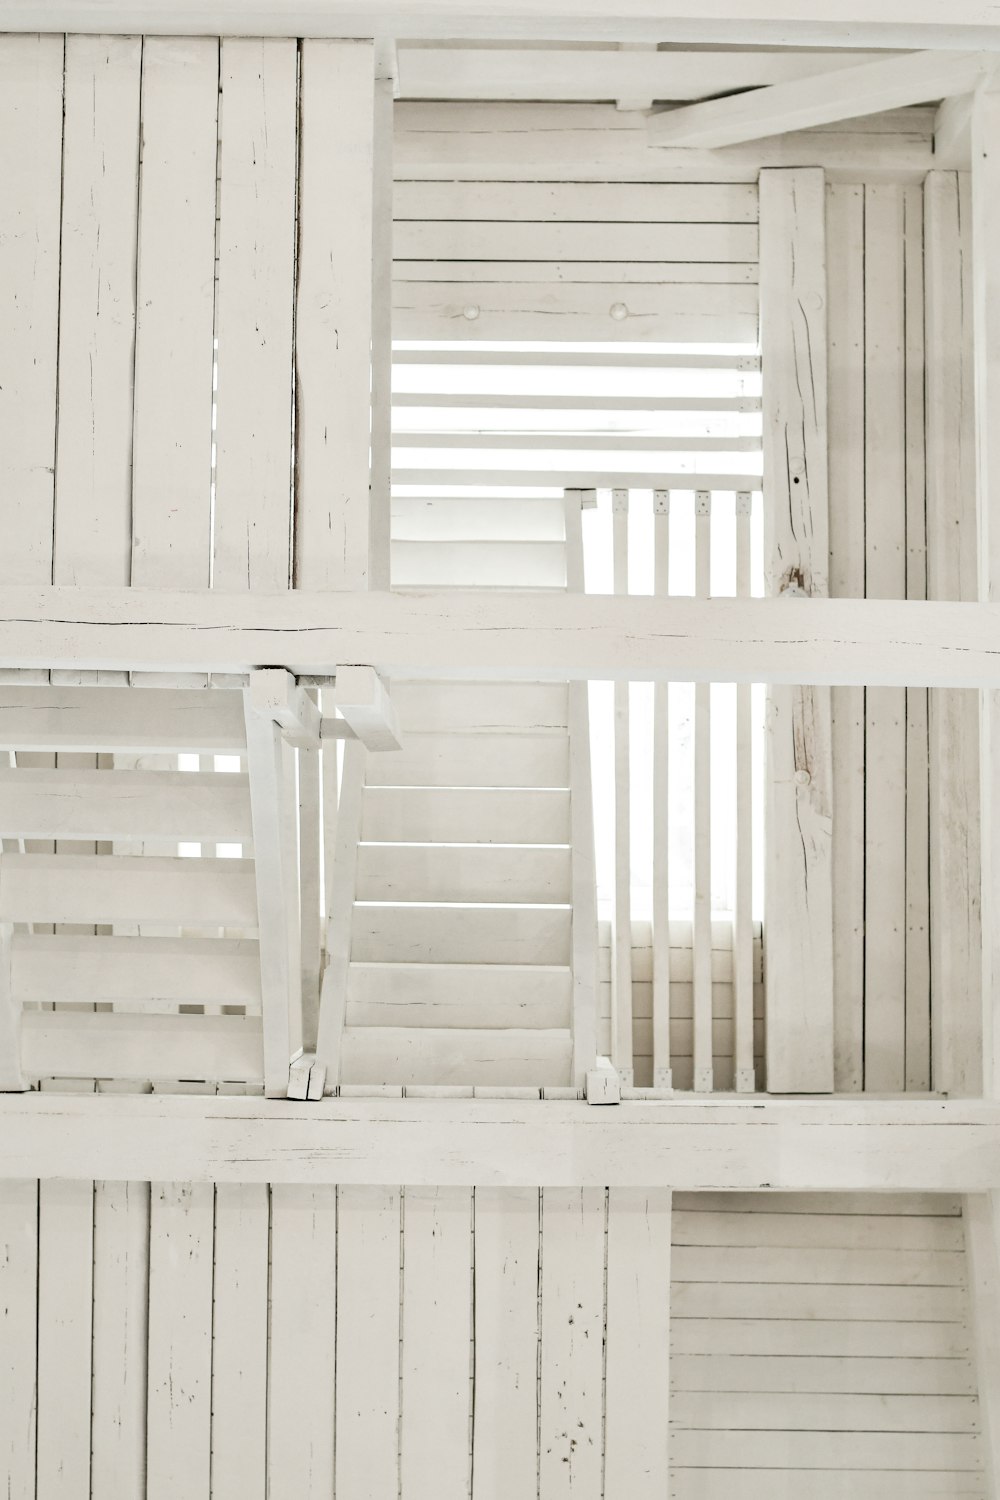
[
  {"left": 925, "top": 168, "right": 982, "bottom": 1097},
  {"left": 369, "top": 66, "right": 394, "bottom": 590},
  {"left": 131, "top": 38, "right": 218, "bottom": 590},
  {"left": 295, "top": 40, "right": 376, "bottom": 591},
  {"left": 91, "top": 1181, "right": 149, "bottom": 1500},
  {"left": 864, "top": 183, "right": 909, "bottom": 1094},
  {"left": 652, "top": 490, "right": 672, "bottom": 1087},
  {"left": 147, "top": 1182, "right": 214, "bottom": 1500},
  {"left": 401, "top": 1187, "right": 473, "bottom": 1499},
  {"left": 0, "top": 917, "right": 24, "bottom": 1091},
  {"left": 472, "top": 1187, "right": 540, "bottom": 1500},
  {"left": 693, "top": 490, "right": 713, "bottom": 1093},
  {"left": 963, "top": 1194, "right": 1000, "bottom": 1495},
  {"left": 53, "top": 35, "right": 141, "bottom": 590},
  {"left": 212, "top": 1183, "right": 269, "bottom": 1500},
  {"left": 538, "top": 1187, "right": 605, "bottom": 1500},
  {"left": 612, "top": 490, "right": 634, "bottom": 1084},
  {"left": 0, "top": 1179, "right": 38, "bottom": 1500},
  {"left": 0, "top": 34, "right": 63, "bottom": 589},
  {"left": 759, "top": 166, "right": 834, "bottom": 1094},
  {"left": 564, "top": 493, "right": 598, "bottom": 1088},
  {"left": 299, "top": 739, "right": 323, "bottom": 1051},
  {"left": 903, "top": 182, "right": 931, "bottom": 1092},
  {"left": 733, "top": 491, "right": 755, "bottom": 1093},
  {"left": 37, "top": 1179, "right": 94, "bottom": 1500},
  {"left": 604, "top": 1187, "right": 672, "bottom": 1496},
  {"left": 213, "top": 37, "right": 297, "bottom": 593},
  {"left": 335, "top": 1185, "right": 402, "bottom": 1500},
  {"left": 267, "top": 1185, "right": 337, "bottom": 1500},
  {"left": 827, "top": 180, "right": 867, "bottom": 1093},
  {"left": 316, "top": 738, "right": 366, "bottom": 1085}
]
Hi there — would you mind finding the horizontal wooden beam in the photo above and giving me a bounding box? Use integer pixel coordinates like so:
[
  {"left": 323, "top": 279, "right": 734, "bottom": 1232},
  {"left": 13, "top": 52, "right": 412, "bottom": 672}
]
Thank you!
[
  {"left": 1, "top": 587, "right": 1000, "bottom": 688},
  {"left": 2, "top": 1093, "right": 1000, "bottom": 1189},
  {"left": 648, "top": 49, "right": 996, "bottom": 149}
]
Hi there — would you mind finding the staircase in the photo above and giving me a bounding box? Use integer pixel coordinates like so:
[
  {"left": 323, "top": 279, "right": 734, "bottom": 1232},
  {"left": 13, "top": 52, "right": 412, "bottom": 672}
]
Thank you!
[{"left": 333, "top": 492, "right": 595, "bottom": 1089}]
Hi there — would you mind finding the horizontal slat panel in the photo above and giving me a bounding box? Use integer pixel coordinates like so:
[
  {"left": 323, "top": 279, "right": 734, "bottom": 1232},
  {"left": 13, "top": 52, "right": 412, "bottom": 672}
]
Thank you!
[
  {"left": 362, "top": 787, "right": 571, "bottom": 843},
  {"left": 672, "top": 1210, "right": 964, "bottom": 1251},
  {"left": 21, "top": 1011, "right": 262, "bottom": 1083},
  {"left": 351, "top": 903, "right": 571, "bottom": 965},
  {"left": 670, "top": 1430, "right": 982, "bottom": 1471},
  {"left": 364, "top": 733, "right": 569, "bottom": 788},
  {"left": 0, "top": 685, "right": 246, "bottom": 752},
  {"left": 671, "top": 1355, "right": 976, "bottom": 1396},
  {"left": 672, "top": 1471, "right": 985, "bottom": 1499},
  {"left": 396, "top": 432, "right": 759, "bottom": 453},
  {"left": 391, "top": 680, "right": 569, "bottom": 732},
  {"left": 392, "top": 348, "right": 760, "bottom": 370},
  {"left": 394, "top": 282, "right": 759, "bottom": 343},
  {"left": 393, "top": 181, "right": 759, "bottom": 223},
  {"left": 13, "top": 934, "right": 261, "bottom": 1010},
  {"left": 672, "top": 1193, "right": 963, "bottom": 1216},
  {"left": 391, "top": 539, "right": 566, "bottom": 587},
  {"left": 394, "top": 258, "right": 759, "bottom": 284},
  {"left": 392, "top": 394, "right": 761, "bottom": 412},
  {"left": 0, "top": 853, "right": 257, "bottom": 928},
  {"left": 670, "top": 1319, "right": 971, "bottom": 1359},
  {"left": 395, "top": 221, "right": 758, "bottom": 261},
  {"left": 355, "top": 844, "right": 571, "bottom": 903},
  {"left": 341, "top": 1025, "right": 571, "bottom": 1087},
  {"left": 391, "top": 497, "right": 567, "bottom": 541},
  {"left": 391, "top": 465, "right": 762, "bottom": 488},
  {"left": 671, "top": 1246, "right": 965, "bottom": 1286},
  {"left": 0, "top": 769, "right": 251, "bottom": 841},
  {"left": 347, "top": 961, "right": 571, "bottom": 1029},
  {"left": 672, "top": 1391, "right": 979, "bottom": 1433},
  {"left": 672, "top": 1282, "right": 965, "bottom": 1322}
]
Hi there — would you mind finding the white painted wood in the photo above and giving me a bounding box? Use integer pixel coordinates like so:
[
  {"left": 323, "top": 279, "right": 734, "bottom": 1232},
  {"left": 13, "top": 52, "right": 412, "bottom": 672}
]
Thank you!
[
  {"left": 539, "top": 1187, "right": 605, "bottom": 1497},
  {"left": 13, "top": 933, "right": 261, "bottom": 1008},
  {"left": 399, "top": 218, "right": 757, "bottom": 263},
  {"left": 671, "top": 1317, "right": 971, "bottom": 1360},
  {"left": 733, "top": 492, "right": 755, "bottom": 1092},
  {"left": 147, "top": 1182, "right": 214, "bottom": 1500},
  {"left": 472, "top": 1187, "right": 539, "bottom": 1500},
  {"left": 674, "top": 1389, "right": 977, "bottom": 1430},
  {"left": 392, "top": 346, "right": 759, "bottom": 370},
  {"left": 316, "top": 739, "right": 365, "bottom": 1086},
  {"left": 342, "top": 1026, "right": 572, "bottom": 1087},
  {"left": 0, "top": 34, "right": 61, "bottom": 599},
  {"left": 0, "top": 915, "right": 22, "bottom": 1091},
  {"left": 392, "top": 678, "right": 569, "bottom": 732},
  {"left": 671, "top": 1428, "right": 981, "bottom": 1470},
  {"left": 667, "top": 1474, "right": 985, "bottom": 1499},
  {"left": 673, "top": 1279, "right": 965, "bottom": 1321},
  {"left": 392, "top": 497, "right": 569, "bottom": 542},
  {"left": 298, "top": 738, "right": 323, "bottom": 1050},
  {"left": 652, "top": 491, "right": 672, "bottom": 1089},
  {"left": 36, "top": 1179, "right": 93, "bottom": 1500},
  {"left": 370, "top": 68, "right": 394, "bottom": 591},
  {"left": 335, "top": 1186, "right": 401, "bottom": 1500},
  {"left": 611, "top": 491, "right": 634, "bottom": 1085},
  {"left": 356, "top": 843, "right": 571, "bottom": 903},
  {"left": 393, "top": 539, "right": 567, "bottom": 588},
  {"left": 244, "top": 684, "right": 303, "bottom": 1096},
  {"left": 0, "top": 767, "right": 251, "bottom": 842},
  {"left": 7, "top": 1094, "right": 1000, "bottom": 1189},
  {"left": 827, "top": 180, "right": 866, "bottom": 1093},
  {"left": 760, "top": 168, "right": 834, "bottom": 1094},
  {"left": 648, "top": 51, "right": 995, "bottom": 149},
  {"left": 925, "top": 168, "right": 982, "bottom": 1096},
  {"left": 363, "top": 786, "right": 571, "bottom": 843},
  {"left": 130, "top": 38, "right": 217, "bottom": 590},
  {"left": 352, "top": 904, "right": 571, "bottom": 964},
  {"left": 295, "top": 40, "right": 376, "bottom": 591},
  {"left": 0, "top": 1179, "right": 36, "bottom": 1493},
  {"left": 0, "top": 852, "right": 257, "bottom": 928},
  {"left": 267, "top": 1186, "right": 337, "bottom": 1499},
  {"left": 0, "top": 685, "right": 246, "bottom": 754},
  {"left": 22, "top": 1012, "right": 262, "bottom": 1084},
  {"left": 673, "top": 1243, "right": 965, "bottom": 1284},
  {"left": 671, "top": 1353, "right": 974, "bottom": 1393},
  {"left": 936, "top": 93, "right": 974, "bottom": 166},
  {"left": 693, "top": 492, "right": 713, "bottom": 1094},
  {"left": 348, "top": 961, "right": 571, "bottom": 1027},
  {"left": 212, "top": 1183, "right": 268, "bottom": 1500},
  {"left": 962, "top": 1194, "right": 1000, "bottom": 1493},
  {"left": 91, "top": 1180, "right": 149, "bottom": 1500},
  {"left": 214, "top": 38, "right": 297, "bottom": 593},
  {"left": 333, "top": 666, "right": 402, "bottom": 752},
  {"left": 396, "top": 179, "right": 758, "bottom": 222},
  {"left": 604, "top": 1187, "right": 671, "bottom": 1495},
  {"left": 53, "top": 36, "right": 140, "bottom": 592},
  {"left": 365, "top": 732, "right": 569, "bottom": 787},
  {"left": 400, "top": 1187, "right": 473, "bottom": 1499}
]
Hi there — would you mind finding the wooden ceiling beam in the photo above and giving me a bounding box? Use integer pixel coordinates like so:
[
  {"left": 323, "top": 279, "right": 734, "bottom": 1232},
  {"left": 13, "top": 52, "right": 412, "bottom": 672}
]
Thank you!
[{"left": 648, "top": 48, "right": 996, "bottom": 148}]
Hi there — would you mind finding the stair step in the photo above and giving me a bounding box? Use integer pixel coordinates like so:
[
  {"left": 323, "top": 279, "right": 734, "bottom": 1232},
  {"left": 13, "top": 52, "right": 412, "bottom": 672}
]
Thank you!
[
  {"left": 391, "top": 497, "right": 566, "bottom": 542},
  {"left": 362, "top": 787, "right": 571, "bottom": 844},
  {"left": 392, "top": 539, "right": 566, "bottom": 587},
  {"left": 340, "top": 1026, "right": 572, "bottom": 1087},
  {"left": 352, "top": 903, "right": 572, "bottom": 965},
  {"left": 355, "top": 843, "right": 571, "bottom": 904},
  {"left": 365, "top": 732, "right": 569, "bottom": 788},
  {"left": 12, "top": 933, "right": 262, "bottom": 1011},
  {"left": 347, "top": 962, "right": 571, "bottom": 1029},
  {"left": 391, "top": 680, "right": 569, "bottom": 734},
  {"left": 0, "top": 852, "right": 258, "bottom": 929}
]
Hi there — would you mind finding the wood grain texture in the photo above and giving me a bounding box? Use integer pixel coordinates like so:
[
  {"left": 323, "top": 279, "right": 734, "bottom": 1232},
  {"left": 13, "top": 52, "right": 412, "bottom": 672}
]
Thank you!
[
  {"left": 91, "top": 1180, "right": 149, "bottom": 1500},
  {"left": 211, "top": 1183, "right": 268, "bottom": 1500},
  {"left": 604, "top": 1187, "right": 671, "bottom": 1495}
]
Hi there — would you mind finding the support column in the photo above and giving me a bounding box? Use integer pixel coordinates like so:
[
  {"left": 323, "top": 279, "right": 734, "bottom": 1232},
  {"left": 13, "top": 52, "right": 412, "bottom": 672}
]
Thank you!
[{"left": 759, "top": 167, "right": 835, "bottom": 1093}]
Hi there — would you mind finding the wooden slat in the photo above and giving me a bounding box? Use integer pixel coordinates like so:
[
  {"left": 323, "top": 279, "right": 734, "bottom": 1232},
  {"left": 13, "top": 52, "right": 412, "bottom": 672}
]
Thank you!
[
  {"left": 394, "top": 179, "right": 759, "bottom": 222},
  {"left": 0, "top": 852, "right": 257, "bottom": 929},
  {"left": 472, "top": 1186, "right": 539, "bottom": 1500},
  {"left": 214, "top": 38, "right": 296, "bottom": 592},
  {"left": 295, "top": 40, "right": 376, "bottom": 591},
  {"left": 53, "top": 36, "right": 140, "bottom": 592},
  {"left": 0, "top": 1179, "right": 37, "bottom": 1494},
  {"left": 564, "top": 490, "right": 598, "bottom": 1087},
  {"left": 362, "top": 787, "right": 571, "bottom": 844},
  {"left": 91, "top": 1180, "right": 149, "bottom": 1499},
  {"left": 335, "top": 1186, "right": 402, "bottom": 1500},
  {"left": 673, "top": 1389, "right": 978, "bottom": 1431},
  {"left": 348, "top": 961, "right": 571, "bottom": 1028},
  {"left": 673, "top": 1209, "right": 964, "bottom": 1250},
  {"left": 364, "top": 731, "right": 569, "bottom": 787},
  {"left": 672, "top": 1191, "right": 962, "bottom": 1216},
  {"left": 147, "top": 1182, "right": 214, "bottom": 1500},
  {"left": 693, "top": 491, "right": 713, "bottom": 1093},
  {"left": 21, "top": 1013, "right": 263, "bottom": 1086},
  {"left": 391, "top": 348, "right": 759, "bottom": 371},
  {"left": 669, "top": 1472, "right": 986, "bottom": 1500},
  {"left": 394, "top": 257, "right": 758, "bottom": 285},
  {"left": 760, "top": 166, "right": 834, "bottom": 1094},
  {"left": 352, "top": 903, "right": 571, "bottom": 965},
  {"left": 341, "top": 1026, "right": 572, "bottom": 1087},
  {"left": 36, "top": 1179, "right": 93, "bottom": 1500},
  {"left": 267, "top": 1186, "right": 337, "bottom": 1499},
  {"left": 398, "top": 430, "right": 760, "bottom": 453},
  {"left": 827, "top": 180, "right": 867, "bottom": 1093},
  {"left": 0, "top": 35, "right": 63, "bottom": 590},
  {"left": 130, "top": 38, "right": 217, "bottom": 590},
  {"left": 611, "top": 490, "right": 634, "bottom": 1082},
  {"left": 211, "top": 1183, "right": 268, "bottom": 1500},
  {"left": 400, "top": 1187, "right": 473, "bottom": 1499},
  {"left": 652, "top": 491, "right": 671, "bottom": 1086},
  {"left": 733, "top": 491, "right": 755, "bottom": 1091},
  {"left": 392, "top": 496, "right": 568, "bottom": 542},
  {"left": 391, "top": 679, "right": 569, "bottom": 732},
  {"left": 396, "top": 219, "right": 757, "bottom": 262},
  {"left": 672, "top": 1281, "right": 965, "bottom": 1321},
  {"left": 539, "top": 1188, "right": 605, "bottom": 1498},
  {"left": 0, "top": 768, "right": 251, "bottom": 842},
  {"left": 356, "top": 843, "right": 571, "bottom": 904},
  {"left": 671, "top": 1428, "right": 983, "bottom": 1470},
  {"left": 392, "top": 538, "right": 567, "bottom": 587},
  {"left": 671, "top": 1318, "right": 971, "bottom": 1359},
  {"left": 604, "top": 1188, "right": 672, "bottom": 1496},
  {"left": 673, "top": 1243, "right": 965, "bottom": 1285},
  {"left": 13, "top": 933, "right": 261, "bottom": 1009},
  {"left": 0, "top": 685, "right": 246, "bottom": 754},
  {"left": 672, "top": 1354, "right": 975, "bottom": 1394}
]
